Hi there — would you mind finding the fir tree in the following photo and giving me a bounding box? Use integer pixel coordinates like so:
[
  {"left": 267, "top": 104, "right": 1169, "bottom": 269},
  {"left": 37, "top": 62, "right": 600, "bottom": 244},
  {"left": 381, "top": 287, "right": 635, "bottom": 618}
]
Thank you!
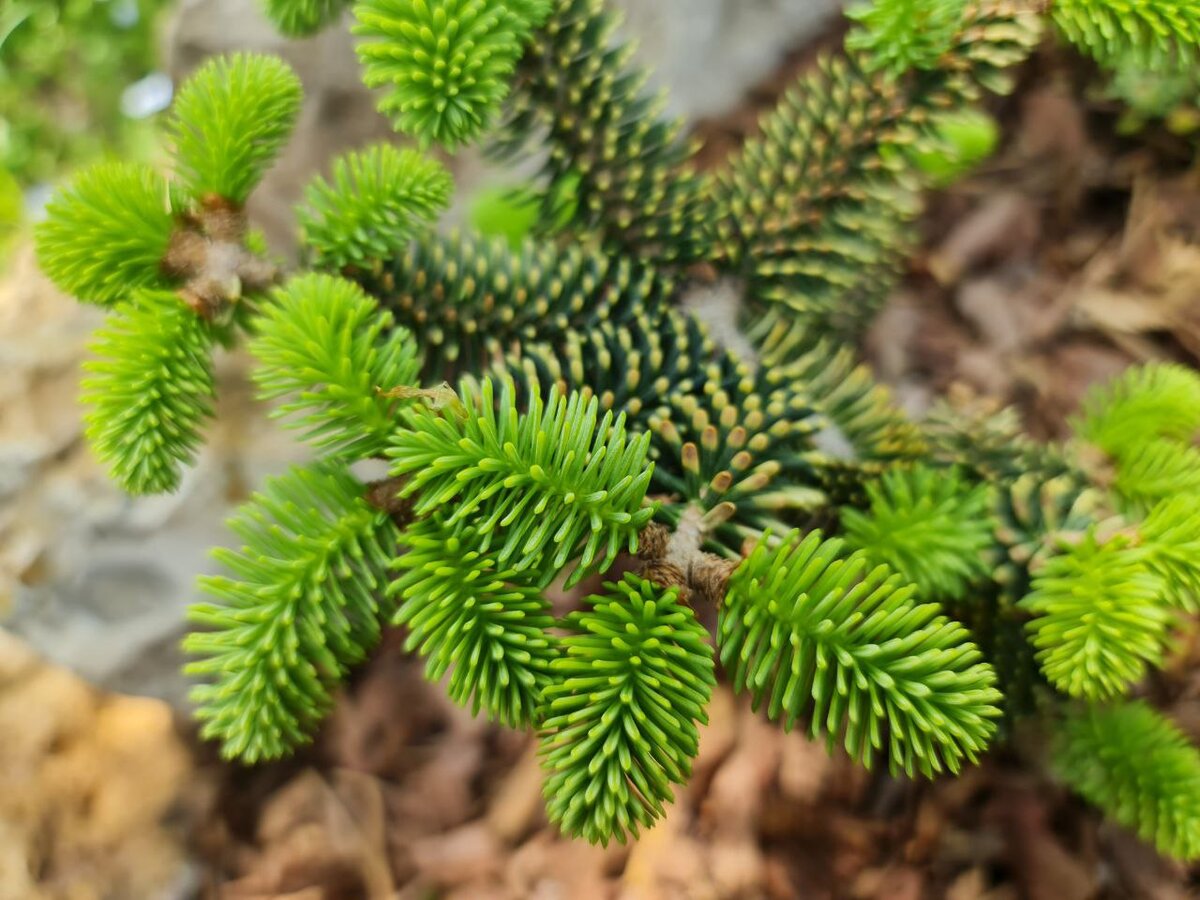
[{"left": 33, "top": 0, "right": 1200, "bottom": 860}]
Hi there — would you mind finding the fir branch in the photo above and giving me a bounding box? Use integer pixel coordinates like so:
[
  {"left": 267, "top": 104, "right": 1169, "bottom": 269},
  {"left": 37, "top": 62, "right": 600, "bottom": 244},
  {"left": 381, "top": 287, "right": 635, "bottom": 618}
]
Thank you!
[
  {"left": 262, "top": 0, "right": 351, "bottom": 35},
  {"left": 250, "top": 273, "right": 422, "bottom": 460},
  {"left": 169, "top": 53, "right": 303, "bottom": 204},
  {"left": 540, "top": 574, "right": 715, "bottom": 845},
  {"left": 185, "top": 462, "right": 399, "bottom": 762},
  {"left": 991, "top": 470, "right": 1104, "bottom": 578},
  {"left": 770, "top": 334, "right": 928, "bottom": 465},
  {"left": 35, "top": 161, "right": 176, "bottom": 306},
  {"left": 1021, "top": 532, "right": 1174, "bottom": 700},
  {"left": 357, "top": 229, "right": 672, "bottom": 379},
  {"left": 1112, "top": 438, "right": 1200, "bottom": 515},
  {"left": 83, "top": 290, "right": 216, "bottom": 495},
  {"left": 714, "top": 2, "right": 1041, "bottom": 343},
  {"left": 387, "top": 375, "right": 656, "bottom": 586},
  {"left": 841, "top": 465, "right": 994, "bottom": 600},
  {"left": 353, "top": 0, "right": 550, "bottom": 148},
  {"left": 1051, "top": 0, "right": 1200, "bottom": 72},
  {"left": 389, "top": 515, "right": 557, "bottom": 727},
  {"left": 720, "top": 529, "right": 1002, "bottom": 776},
  {"left": 1075, "top": 362, "right": 1200, "bottom": 458},
  {"left": 507, "top": 309, "right": 833, "bottom": 554},
  {"left": 494, "top": 0, "right": 712, "bottom": 268},
  {"left": 847, "top": 0, "right": 969, "bottom": 75},
  {"left": 1055, "top": 702, "right": 1200, "bottom": 861},
  {"left": 1141, "top": 496, "right": 1200, "bottom": 613},
  {"left": 299, "top": 144, "right": 452, "bottom": 270}
]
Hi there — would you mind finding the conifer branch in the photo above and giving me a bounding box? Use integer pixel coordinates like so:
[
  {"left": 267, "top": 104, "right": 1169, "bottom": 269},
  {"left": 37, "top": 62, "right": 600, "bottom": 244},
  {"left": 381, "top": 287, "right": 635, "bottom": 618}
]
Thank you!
[
  {"left": 82, "top": 291, "right": 217, "bottom": 495},
  {"left": 299, "top": 144, "right": 452, "bottom": 270},
  {"left": 1075, "top": 362, "right": 1200, "bottom": 458},
  {"left": 540, "top": 574, "right": 715, "bottom": 845},
  {"left": 494, "top": 0, "right": 712, "bottom": 267},
  {"left": 35, "top": 162, "right": 176, "bottom": 307},
  {"left": 353, "top": 0, "right": 551, "bottom": 148},
  {"left": 358, "top": 229, "right": 673, "bottom": 378},
  {"left": 714, "top": 1, "right": 1041, "bottom": 343},
  {"left": 185, "top": 462, "right": 399, "bottom": 762},
  {"left": 250, "top": 273, "right": 422, "bottom": 459},
  {"left": 262, "top": 0, "right": 352, "bottom": 35},
  {"left": 390, "top": 514, "right": 557, "bottom": 727},
  {"left": 1051, "top": 0, "right": 1200, "bottom": 72},
  {"left": 387, "top": 375, "right": 656, "bottom": 586},
  {"left": 841, "top": 465, "right": 994, "bottom": 600},
  {"left": 1021, "top": 532, "right": 1174, "bottom": 700},
  {"left": 720, "top": 529, "right": 1002, "bottom": 776},
  {"left": 1055, "top": 702, "right": 1200, "bottom": 861},
  {"left": 169, "top": 53, "right": 303, "bottom": 204}
]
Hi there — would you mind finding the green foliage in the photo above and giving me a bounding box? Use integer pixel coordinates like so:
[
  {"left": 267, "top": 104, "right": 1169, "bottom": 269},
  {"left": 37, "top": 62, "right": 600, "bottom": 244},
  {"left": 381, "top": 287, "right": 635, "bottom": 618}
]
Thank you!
[
  {"left": 358, "top": 230, "right": 671, "bottom": 378},
  {"left": 43, "top": 0, "right": 1200, "bottom": 862},
  {"left": 1055, "top": 702, "right": 1200, "bottom": 861},
  {"left": 1140, "top": 497, "right": 1200, "bottom": 613},
  {"left": 494, "top": 0, "right": 711, "bottom": 268},
  {"left": 389, "top": 515, "right": 557, "bottom": 727},
  {"left": 714, "top": 3, "right": 1041, "bottom": 343},
  {"left": 388, "top": 376, "right": 656, "bottom": 586},
  {"left": 186, "top": 462, "right": 399, "bottom": 762},
  {"left": 299, "top": 144, "right": 452, "bottom": 270},
  {"left": 846, "top": 0, "right": 968, "bottom": 75},
  {"left": 35, "top": 162, "right": 175, "bottom": 306},
  {"left": 720, "top": 530, "right": 1002, "bottom": 776},
  {"left": 250, "top": 273, "right": 422, "bottom": 460},
  {"left": 540, "top": 574, "right": 715, "bottom": 845},
  {"left": 353, "top": 0, "right": 550, "bottom": 148},
  {"left": 169, "top": 52, "right": 303, "bottom": 203},
  {"left": 1, "top": 0, "right": 169, "bottom": 187},
  {"left": 841, "top": 465, "right": 993, "bottom": 600},
  {"left": 262, "top": 0, "right": 351, "bottom": 35},
  {"left": 908, "top": 108, "right": 1000, "bottom": 187},
  {"left": 1021, "top": 533, "right": 1174, "bottom": 701},
  {"left": 1112, "top": 438, "right": 1200, "bottom": 514},
  {"left": 82, "top": 291, "right": 216, "bottom": 495},
  {"left": 1075, "top": 362, "right": 1200, "bottom": 457},
  {"left": 1051, "top": 0, "right": 1200, "bottom": 71}
]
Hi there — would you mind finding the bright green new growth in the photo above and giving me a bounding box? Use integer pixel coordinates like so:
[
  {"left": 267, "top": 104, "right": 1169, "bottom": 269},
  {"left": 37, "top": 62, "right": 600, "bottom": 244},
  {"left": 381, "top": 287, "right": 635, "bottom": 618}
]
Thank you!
[
  {"left": 390, "top": 516, "right": 557, "bottom": 727},
  {"left": 298, "top": 144, "right": 453, "bottom": 269},
  {"left": 262, "top": 0, "right": 352, "bottom": 35},
  {"left": 186, "top": 462, "right": 399, "bottom": 762},
  {"left": 541, "top": 574, "right": 715, "bottom": 845},
  {"left": 720, "top": 530, "right": 1002, "bottom": 777},
  {"left": 82, "top": 291, "right": 216, "bottom": 495},
  {"left": 169, "top": 53, "right": 303, "bottom": 203},
  {"left": 1021, "top": 533, "right": 1174, "bottom": 701},
  {"left": 1112, "top": 438, "right": 1200, "bottom": 514},
  {"left": 353, "top": 0, "right": 550, "bottom": 148},
  {"left": 1075, "top": 362, "right": 1200, "bottom": 457},
  {"left": 1051, "top": 0, "right": 1200, "bottom": 71},
  {"left": 846, "top": 0, "right": 968, "bottom": 74},
  {"left": 388, "top": 376, "right": 656, "bottom": 586},
  {"left": 1141, "top": 497, "right": 1200, "bottom": 613},
  {"left": 34, "top": 162, "right": 175, "bottom": 306},
  {"left": 840, "top": 464, "right": 992, "bottom": 599},
  {"left": 250, "top": 273, "right": 422, "bottom": 459},
  {"left": 1055, "top": 702, "right": 1200, "bottom": 861}
]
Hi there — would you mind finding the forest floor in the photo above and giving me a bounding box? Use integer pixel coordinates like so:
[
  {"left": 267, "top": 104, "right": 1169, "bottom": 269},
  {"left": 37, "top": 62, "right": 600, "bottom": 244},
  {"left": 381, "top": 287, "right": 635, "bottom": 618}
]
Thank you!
[{"left": 5, "top": 29, "right": 1200, "bottom": 900}]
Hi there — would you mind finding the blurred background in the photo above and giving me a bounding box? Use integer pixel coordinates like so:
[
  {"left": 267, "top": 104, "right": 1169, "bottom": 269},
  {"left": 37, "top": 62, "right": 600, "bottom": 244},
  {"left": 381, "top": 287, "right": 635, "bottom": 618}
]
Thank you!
[{"left": 4, "top": 1, "right": 1200, "bottom": 897}]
